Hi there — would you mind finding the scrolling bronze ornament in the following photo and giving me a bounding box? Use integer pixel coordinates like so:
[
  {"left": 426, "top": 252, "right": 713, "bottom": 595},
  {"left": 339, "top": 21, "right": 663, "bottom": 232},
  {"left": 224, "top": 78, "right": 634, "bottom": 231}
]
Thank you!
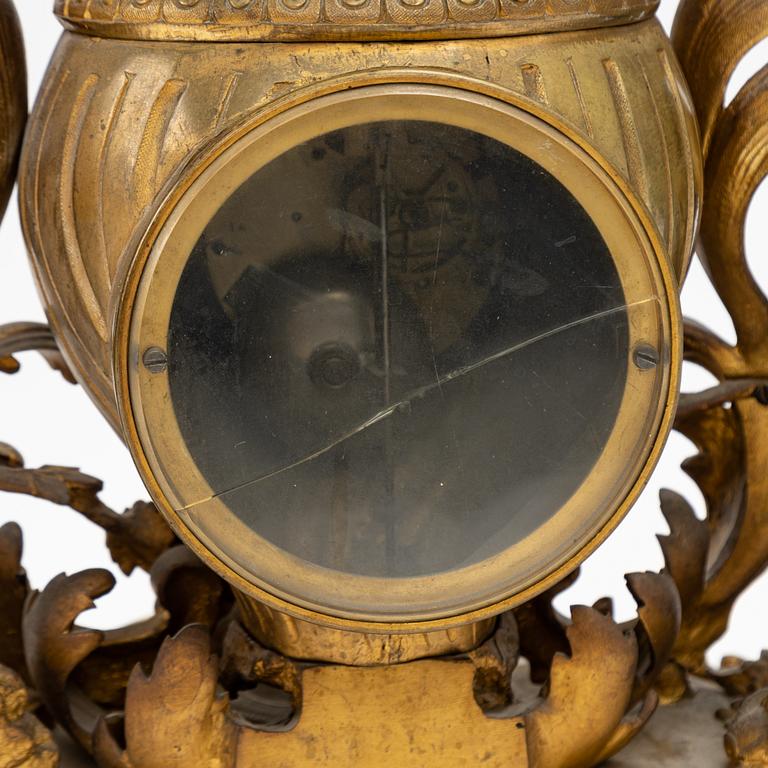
[{"left": 0, "top": 0, "right": 767, "bottom": 765}]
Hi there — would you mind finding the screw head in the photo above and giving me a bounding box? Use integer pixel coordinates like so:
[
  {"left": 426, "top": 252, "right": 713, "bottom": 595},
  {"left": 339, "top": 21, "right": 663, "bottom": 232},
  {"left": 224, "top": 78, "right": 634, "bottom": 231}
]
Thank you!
[
  {"left": 143, "top": 346, "right": 168, "bottom": 374},
  {"left": 633, "top": 343, "right": 659, "bottom": 371}
]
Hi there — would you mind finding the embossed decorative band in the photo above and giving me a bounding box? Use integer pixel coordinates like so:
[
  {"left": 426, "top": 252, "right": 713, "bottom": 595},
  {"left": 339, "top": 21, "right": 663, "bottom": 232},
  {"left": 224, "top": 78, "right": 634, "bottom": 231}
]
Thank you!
[{"left": 55, "top": 0, "right": 659, "bottom": 42}]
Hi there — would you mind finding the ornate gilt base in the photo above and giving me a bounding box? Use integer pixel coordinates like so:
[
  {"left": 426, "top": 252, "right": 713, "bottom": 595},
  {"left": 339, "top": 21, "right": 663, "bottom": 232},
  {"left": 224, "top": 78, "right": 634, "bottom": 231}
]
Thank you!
[
  {"left": 0, "top": 490, "right": 765, "bottom": 767},
  {"left": 44, "top": 672, "right": 761, "bottom": 768}
]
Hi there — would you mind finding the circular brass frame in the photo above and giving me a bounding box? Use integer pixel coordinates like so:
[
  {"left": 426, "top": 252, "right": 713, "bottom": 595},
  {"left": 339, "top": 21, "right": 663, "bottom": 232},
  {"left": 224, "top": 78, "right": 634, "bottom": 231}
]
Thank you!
[{"left": 116, "top": 81, "right": 681, "bottom": 631}]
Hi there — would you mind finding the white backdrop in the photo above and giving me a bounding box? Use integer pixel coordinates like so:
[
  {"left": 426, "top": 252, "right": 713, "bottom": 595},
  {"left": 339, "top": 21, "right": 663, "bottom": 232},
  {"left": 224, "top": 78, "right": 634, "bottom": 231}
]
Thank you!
[{"left": 1, "top": 1, "right": 766, "bottom": 663}]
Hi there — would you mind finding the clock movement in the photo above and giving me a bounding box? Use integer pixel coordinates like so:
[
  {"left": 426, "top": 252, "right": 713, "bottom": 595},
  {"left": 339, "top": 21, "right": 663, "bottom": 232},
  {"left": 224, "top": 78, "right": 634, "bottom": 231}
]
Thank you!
[{"left": 0, "top": 0, "right": 767, "bottom": 765}]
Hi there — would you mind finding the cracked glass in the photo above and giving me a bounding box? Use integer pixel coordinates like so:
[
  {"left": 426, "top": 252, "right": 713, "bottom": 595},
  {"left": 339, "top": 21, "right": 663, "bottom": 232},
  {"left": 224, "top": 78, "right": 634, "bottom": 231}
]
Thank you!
[{"left": 166, "top": 120, "right": 632, "bottom": 580}]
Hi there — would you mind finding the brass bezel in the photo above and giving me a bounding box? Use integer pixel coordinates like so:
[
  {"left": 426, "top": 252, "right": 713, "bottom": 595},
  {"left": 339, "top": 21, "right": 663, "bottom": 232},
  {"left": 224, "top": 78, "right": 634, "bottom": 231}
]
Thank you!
[{"left": 115, "top": 79, "right": 682, "bottom": 632}]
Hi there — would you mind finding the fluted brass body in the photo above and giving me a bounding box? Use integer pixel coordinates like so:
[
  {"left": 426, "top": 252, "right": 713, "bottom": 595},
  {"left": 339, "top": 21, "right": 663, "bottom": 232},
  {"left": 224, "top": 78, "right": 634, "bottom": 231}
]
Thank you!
[
  {"left": 21, "top": 20, "right": 698, "bottom": 432},
  {"left": 20, "top": 7, "right": 699, "bottom": 645}
]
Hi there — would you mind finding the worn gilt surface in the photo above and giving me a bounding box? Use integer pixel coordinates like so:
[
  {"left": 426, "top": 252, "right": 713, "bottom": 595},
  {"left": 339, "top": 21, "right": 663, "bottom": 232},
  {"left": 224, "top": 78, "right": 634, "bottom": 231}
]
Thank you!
[
  {"left": 2, "top": 0, "right": 768, "bottom": 766},
  {"left": 54, "top": 0, "right": 660, "bottom": 42},
  {"left": 0, "top": 508, "right": 684, "bottom": 767},
  {"left": 0, "top": 0, "right": 24, "bottom": 226},
  {"left": 19, "top": 18, "right": 698, "bottom": 430}
]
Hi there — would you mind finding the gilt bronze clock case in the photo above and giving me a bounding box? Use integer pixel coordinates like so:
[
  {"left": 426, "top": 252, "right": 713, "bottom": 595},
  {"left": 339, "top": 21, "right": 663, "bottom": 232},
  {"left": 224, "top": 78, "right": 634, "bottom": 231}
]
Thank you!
[
  {"left": 7, "top": 2, "right": 768, "bottom": 766},
  {"left": 20, "top": 0, "right": 700, "bottom": 656}
]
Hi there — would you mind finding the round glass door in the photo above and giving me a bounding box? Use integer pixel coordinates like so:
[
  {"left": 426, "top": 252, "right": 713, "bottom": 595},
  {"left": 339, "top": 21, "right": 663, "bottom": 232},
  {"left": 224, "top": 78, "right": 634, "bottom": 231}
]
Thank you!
[{"left": 123, "top": 86, "right": 678, "bottom": 623}]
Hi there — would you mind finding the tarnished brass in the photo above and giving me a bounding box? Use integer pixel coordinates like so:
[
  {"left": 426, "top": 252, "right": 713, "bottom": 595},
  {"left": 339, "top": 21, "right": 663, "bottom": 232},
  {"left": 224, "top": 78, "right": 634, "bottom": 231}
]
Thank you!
[
  {"left": 54, "top": 0, "right": 660, "bottom": 42},
  {"left": 723, "top": 690, "right": 768, "bottom": 767},
  {"left": 236, "top": 594, "right": 496, "bottom": 664},
  {"left": 118, "top": 81, "right": 681, "bottom": 629},
  {"left": 640, "top": 0, "right": 768, "bottom": 711},
  {"left": 19, "top": 19, "right": 699, "bottom": 434},
  {"left": 0, "top": 665, "right": 57, "bottom": 768},
  {"left": 0, "top": 0, "right": 24, "bottom": 225},
  {"left": 0, "top": 520, "right": 682, "bottom": 768},
  {"left": 1, "top": 0, "right": 767, "bottom": 765},
  {"left": 19, "top": 6, "right": 699, "bottom": 636}
]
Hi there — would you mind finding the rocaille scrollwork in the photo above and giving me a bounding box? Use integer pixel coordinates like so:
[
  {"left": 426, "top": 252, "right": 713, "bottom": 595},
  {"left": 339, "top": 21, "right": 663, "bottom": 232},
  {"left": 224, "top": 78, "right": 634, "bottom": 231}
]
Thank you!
[{"left": 2, "top": 0, "right": 768, "bottom": 765}]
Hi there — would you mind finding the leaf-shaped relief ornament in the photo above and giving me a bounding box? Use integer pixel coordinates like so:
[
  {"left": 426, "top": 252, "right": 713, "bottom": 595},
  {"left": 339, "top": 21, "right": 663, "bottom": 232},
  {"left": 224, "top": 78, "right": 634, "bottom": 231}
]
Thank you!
[
  {"left": 23, "top": 569, "right": 115, "bottom": 751},
  {"left": 95, "top": 626, "right": 238, "bottom": 768},
  {"left": 0, "top": 323, "right": 75, "bottom": 382},
  {"left": 0, "top": 665, "right": 58, "bottom": 768},
  {"left": 723, "top": 689, "right": 768, "bottom": 767},
  {"left": 666, "top": 0, "right": 768, "bottom": 712},
  {"left": 522, "top": 607, "right": 639, "bottom": 768},
  {"left": 0, "top": 523, "right": 29, "bottom": 681}
]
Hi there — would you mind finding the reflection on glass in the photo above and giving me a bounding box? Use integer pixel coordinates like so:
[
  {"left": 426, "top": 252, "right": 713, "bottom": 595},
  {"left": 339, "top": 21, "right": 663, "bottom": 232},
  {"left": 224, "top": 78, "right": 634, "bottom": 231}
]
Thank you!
[{"left": 168, "top": 121, "right": 629, "bottom": 578}]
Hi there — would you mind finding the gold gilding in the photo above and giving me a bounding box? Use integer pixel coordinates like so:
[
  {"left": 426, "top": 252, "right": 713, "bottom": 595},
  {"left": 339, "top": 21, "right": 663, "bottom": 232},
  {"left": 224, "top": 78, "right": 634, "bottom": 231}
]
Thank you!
[
  {"left": 18, "top": 10, "right": 699, "bottom": 640},
  {"left": 54, "top": 0, "right": 660, "bottom": 42}
]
